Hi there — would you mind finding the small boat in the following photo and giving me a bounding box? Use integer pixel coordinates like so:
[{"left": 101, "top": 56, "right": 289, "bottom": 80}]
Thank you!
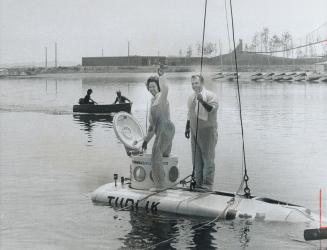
[
  {"left": 0, "top": 68, "right": 9, "bottom": 78},
  {"left": 73, "top": 103, "right": 132, "bottom": 113},
  {"left": 306, "top": 73, "right": 322, "bottom": 82},
  {"left": 294, "top": 72, "right": 307, "bottom": 81},
  {"left": 212, "top": 72, "right": 224, "bottom": 80},
  {"left": 264, "top": 72, "right": 275, "bottom": 80},
  {"left": 272, "top": 73, "right": 286, "bottom": 81},
  {"left": 225, "top": 72, "right": 240, "bottom": 81},
  {"left": 320, "top": 75, "right": 327, "bottom": 82},
  {"left": 250, "top": 72, "right": 265, "bottom": 81},
  {"left": 282, "top": 72, "right": 297, "bottom": 81},
  {"left": 92, "top": 112, "right": 324, "bottom": 226}
]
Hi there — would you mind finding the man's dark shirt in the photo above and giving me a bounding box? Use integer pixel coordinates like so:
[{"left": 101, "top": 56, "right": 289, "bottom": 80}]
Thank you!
[
  {"left": 84, "top": 94, "right": 94, "bottom": 104},
  {"left": 114, "top": 95, "right": 129, "bottom": 104}
]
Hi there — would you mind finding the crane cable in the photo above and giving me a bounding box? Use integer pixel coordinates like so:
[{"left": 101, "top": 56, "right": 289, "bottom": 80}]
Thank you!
[
  {"left": 229, "top": 0, "right": 251, "bottom": 198},
  {"left": 190, "top": 0, "right": 208, "bottom": 190}
]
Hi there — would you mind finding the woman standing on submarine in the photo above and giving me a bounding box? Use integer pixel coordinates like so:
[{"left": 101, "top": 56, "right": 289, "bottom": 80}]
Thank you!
[{"left": 142, "top": 65, "right": 175, "bottom": 191}]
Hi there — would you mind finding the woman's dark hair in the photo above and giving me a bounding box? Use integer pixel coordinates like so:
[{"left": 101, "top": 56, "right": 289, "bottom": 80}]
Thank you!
[
  {"left": 87, "top": 88, "right": 93, "bottom": 94},
  {"left": 191, "top": 74, "right": 204, "bottom": 84},
  {"left": 146, "top": 76, "right": 160, "bottom": 92}
]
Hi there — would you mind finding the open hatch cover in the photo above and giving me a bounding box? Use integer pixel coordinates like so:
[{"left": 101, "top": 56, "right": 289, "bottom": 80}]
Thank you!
[{"left": 113, "top": 112, "right": 144, "bottom": 151}]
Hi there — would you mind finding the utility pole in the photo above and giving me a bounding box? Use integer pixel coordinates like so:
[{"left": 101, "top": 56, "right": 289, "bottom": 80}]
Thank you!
[
  {"left": 305, "top": 35, "right": 308, "bottom": 57},
  {"left": 45, "top": 47, "right": 48, "bottom": 68},
  {"left": 101, "top": 48, "right": 104, "bottom": 57},
  {"left": 127, "top": 41, "right": 130, "bottom": 66},
  {"left": 54, "top": 42, "right": 57, "bottom": 67},
  {"left": 219, "top": 40, "right": 223, "bottom": 71}
]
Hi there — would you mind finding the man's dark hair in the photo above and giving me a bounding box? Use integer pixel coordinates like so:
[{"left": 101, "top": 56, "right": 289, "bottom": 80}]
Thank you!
[{"left": 191, "top": 74, "right": 204, "bottom": 84}]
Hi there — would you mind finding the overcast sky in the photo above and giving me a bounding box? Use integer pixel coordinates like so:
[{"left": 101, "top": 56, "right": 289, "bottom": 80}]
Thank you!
[{"left": 0, "top": 0, "right": 326, "bottom": 66}]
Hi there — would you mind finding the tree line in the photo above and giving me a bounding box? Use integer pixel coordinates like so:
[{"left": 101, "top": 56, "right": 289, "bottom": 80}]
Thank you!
[
  {"left": 244, "top": 27, "right": 326, "bottom": 58},
  {"left": 178, "top": 27, "right": 325, "bottom": 58},
  {"left": 244, "top": 27, "right": 294, "bottom": 58},
  {"left": 179, "top": 28, "right": 295, "bottom": 58},
  {"left": 179, "top": 42, "right": 218, "bottom": 58}
]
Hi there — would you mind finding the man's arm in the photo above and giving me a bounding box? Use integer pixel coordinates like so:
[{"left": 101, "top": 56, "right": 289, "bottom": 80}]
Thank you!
[
  {"left": 185, "top": 120, "right": 190, "bottom": 139},
  {"left": 197, "top": 92, "right": 218, "bottom": 112},
  {"left": 123, "top": 96, "right": 131, "bottom": 103},
  {"left": 199, "top": 99, "right": 213, "bottom": 112}
]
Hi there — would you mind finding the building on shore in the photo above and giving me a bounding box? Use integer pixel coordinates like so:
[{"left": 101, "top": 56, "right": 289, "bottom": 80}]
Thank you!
[
  {"left": 82, "top": 56, "right": 166, "bottom": 67},
  {"left": 82, "top": 55, "right": 211, "bottom": 67},
  {"left": 82, "top": 39, "right": 326, "bottom": 72}
]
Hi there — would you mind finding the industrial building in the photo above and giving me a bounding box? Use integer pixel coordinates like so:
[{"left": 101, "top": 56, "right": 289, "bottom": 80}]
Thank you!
[
  {"left": 82, "top": 55, "right": 211, "bottom": 67},
  {"left": 81, "top": 40, "right": 325, "bottom": 68}
]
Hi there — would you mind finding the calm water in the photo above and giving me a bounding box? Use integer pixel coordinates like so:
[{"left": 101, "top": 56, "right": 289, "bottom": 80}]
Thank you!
[{"left": 1, "top": 73, "right": 327, "bottom": 249}]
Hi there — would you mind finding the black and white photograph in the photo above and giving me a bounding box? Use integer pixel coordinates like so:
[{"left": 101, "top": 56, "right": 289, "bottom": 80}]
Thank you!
[{"left": 1, "top": 0, "right": 327, "bottom": 249}]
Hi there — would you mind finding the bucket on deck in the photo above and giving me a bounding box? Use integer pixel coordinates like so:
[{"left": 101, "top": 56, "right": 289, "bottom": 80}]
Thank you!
[{"left": 113, "top": 112, "right": 179, "bottom": 190}]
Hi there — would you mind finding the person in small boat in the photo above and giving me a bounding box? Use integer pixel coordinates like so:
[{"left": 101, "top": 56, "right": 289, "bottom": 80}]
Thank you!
[
  {"left": 185, "top": 74, "right": 218, "bottom": 191},
  {"left": 113, "top": 90, "right": 131, "bottom": 104},
  {"left": 80, "top": 89, "right": 97, "bottom": 104},
  {"left": 142, "top": 66, "right": 175, "bottom": 191}
]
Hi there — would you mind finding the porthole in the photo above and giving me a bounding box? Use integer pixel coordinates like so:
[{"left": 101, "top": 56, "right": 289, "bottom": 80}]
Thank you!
[
  {"left": 133, "top": 166, "right": 146, "bottom": 182},
  {"left": 169, "top": 166, "right": 179, "bottom": 182}
]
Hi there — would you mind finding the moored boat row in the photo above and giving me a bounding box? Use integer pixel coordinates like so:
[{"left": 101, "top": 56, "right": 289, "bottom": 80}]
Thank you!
[{"left": 212, "top": 71, "right": 327, "bottom": 82}]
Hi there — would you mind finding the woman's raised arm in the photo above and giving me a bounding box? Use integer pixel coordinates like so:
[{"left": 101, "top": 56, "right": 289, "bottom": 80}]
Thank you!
[{"left": 157, "top": 67, "right": 168, "bottom": 103}]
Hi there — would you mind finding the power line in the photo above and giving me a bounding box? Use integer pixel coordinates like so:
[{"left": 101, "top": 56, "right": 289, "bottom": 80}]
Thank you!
[{"left": 243, "top": 39, "right": 327, "bottom": 54}]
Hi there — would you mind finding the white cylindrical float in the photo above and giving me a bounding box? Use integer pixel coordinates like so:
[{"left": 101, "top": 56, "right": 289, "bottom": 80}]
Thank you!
[
  {"left": 131, "top": 153, "right": 179, "bottom": 190},
  {"left": 113, "top": 112, "right": 179, "bottom": 190}
]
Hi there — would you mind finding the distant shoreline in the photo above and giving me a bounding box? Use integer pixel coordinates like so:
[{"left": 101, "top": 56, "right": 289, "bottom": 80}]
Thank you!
[{"left": 0, "top": 64, "right": 325, "bottom": 79}]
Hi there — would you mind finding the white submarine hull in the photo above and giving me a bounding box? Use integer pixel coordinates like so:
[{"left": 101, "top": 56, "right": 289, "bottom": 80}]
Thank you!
[
  {"left": 91, "top": 182, "right": 322, "bottom": 224},
  {"left": 100, "top": 112, "right": 324, "bottom": 226}
]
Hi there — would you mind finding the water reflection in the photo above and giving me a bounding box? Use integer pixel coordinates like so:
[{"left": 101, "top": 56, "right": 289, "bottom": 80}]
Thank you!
[
  {"left": 191, "top": 223, "right": 217, "bottom": 250},
  {"left": 120, "top": 211, "right": 223, "bottom": 250},
  {"left": 237, "top": 221, "right": 251, "bottom": 249},
  {"left": 73, "top": 114, "right": 113, "bottom": 143},
  {"left": 120, "top": 211, "right": 178, "bottom": 250},
  {"left": 120, "top": 212, "right": 258, "bottom": 249},
  {"left": 225, "top": 220, "right": 252, "bottom": 249},
  {"left": 45, "top": 79, "right": 58, "bottom": 95}
]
